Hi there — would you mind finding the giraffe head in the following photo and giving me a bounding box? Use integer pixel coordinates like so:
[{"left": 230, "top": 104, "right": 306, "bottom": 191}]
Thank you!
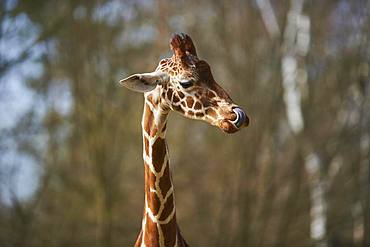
[{"left": 120, "top": 33, "right": 249, "bottom": 133}]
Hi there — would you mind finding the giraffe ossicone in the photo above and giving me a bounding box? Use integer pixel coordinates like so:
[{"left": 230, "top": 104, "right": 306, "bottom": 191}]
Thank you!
[{"left": 120, "top": 33, "right": 249, "bottom": 247}]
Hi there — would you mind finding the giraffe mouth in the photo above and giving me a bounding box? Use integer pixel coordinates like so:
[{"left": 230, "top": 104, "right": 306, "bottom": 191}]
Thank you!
[{"left": 231, "top": 107, "right": 248, "bottom": 128}]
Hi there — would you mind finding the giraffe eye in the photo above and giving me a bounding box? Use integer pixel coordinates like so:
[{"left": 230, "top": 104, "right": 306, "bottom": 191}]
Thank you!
[{"left": 179, "top": 79, "right": 194, "bottom": 89}]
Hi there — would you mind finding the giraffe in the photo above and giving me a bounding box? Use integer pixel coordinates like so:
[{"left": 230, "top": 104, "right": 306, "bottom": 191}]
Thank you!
[{"left": 119, "top": 33, "right": 249, "bottom": 247}]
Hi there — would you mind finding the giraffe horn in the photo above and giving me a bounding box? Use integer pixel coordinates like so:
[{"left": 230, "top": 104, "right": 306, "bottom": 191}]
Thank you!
[{"left": 170, "top": 33, "right": 198, "bottom": 59}]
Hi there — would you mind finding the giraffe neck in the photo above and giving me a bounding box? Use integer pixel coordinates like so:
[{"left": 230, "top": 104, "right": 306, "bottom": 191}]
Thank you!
[{"left": 138, "top": 90, "right": 178, "bottom": 247}]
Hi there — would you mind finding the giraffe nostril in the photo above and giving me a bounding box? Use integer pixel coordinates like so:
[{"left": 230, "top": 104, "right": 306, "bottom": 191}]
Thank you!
[{"left": 232, "top": 107, "right": 247, "bottom": 128}]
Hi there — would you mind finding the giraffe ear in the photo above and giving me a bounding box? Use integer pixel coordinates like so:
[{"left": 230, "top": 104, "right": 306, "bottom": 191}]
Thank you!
[{"left": 119, "top": 71, "right": 169, "bottom": 93}]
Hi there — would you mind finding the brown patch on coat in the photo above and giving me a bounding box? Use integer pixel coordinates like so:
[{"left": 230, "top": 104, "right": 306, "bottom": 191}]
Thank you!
[
  {"left": 194, "top": 101, "right": 202, "bottom": 110},
  {"left": 144, "top": 163, "right": 160, "bottom": 215},
  {"left": 147, "top": 189, "right": 161, "bottom": 215},
  {"left": 144, "top": 137, "right": 149, "bottom": 156},
  {"left": 173, "top": 94, "right": 180, "bottom": 103},
  {"left": 143, "top": 105, "right": 153, "bottom": 134},
  {"left": 144, "top": 214, "right": 159, "bottom": 247},
  {"left": 186, "top": 97, "right": 194, "bottom": 108},
  {"left": 167, "top": 88, "right": 173, "bottom": 100},
  {"left": 160, "top": 214, "right": 177, "bottom": 247},
  {"left": 178, "top": 91, "right": 185, "bottom": 98},
  {"left": 195, "top": 112, "right": 204, "bottom": 117},
  {"left": 152, "top": 137, "right": 166, "bottom": 173},
  {"left": 159, "top": 193, "right": 174, "bottom": 221},
  {"left": 159, "top": 161, "right": 172, "bottom": 196}
]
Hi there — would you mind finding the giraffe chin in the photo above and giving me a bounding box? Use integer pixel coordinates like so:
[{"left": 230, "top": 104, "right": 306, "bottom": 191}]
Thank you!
[{"left": 219, "top": 120, "right": 241, "bottom": 134}]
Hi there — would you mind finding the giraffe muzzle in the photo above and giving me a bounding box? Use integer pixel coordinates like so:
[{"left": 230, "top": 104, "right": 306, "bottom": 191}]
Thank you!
[{"left": 232, "top": 107, "right": 249, "bottom": 128}]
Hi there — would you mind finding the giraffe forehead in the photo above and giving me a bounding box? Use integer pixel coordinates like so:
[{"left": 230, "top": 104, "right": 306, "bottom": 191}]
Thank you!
[{"left": 158, "top": 57, "right": 195, "bottom": 77}]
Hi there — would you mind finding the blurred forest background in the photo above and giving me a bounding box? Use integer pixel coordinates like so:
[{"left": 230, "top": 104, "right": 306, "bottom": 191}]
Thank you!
[{"left": 0, "top": 0, "right": 369, "bottom": 246}]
